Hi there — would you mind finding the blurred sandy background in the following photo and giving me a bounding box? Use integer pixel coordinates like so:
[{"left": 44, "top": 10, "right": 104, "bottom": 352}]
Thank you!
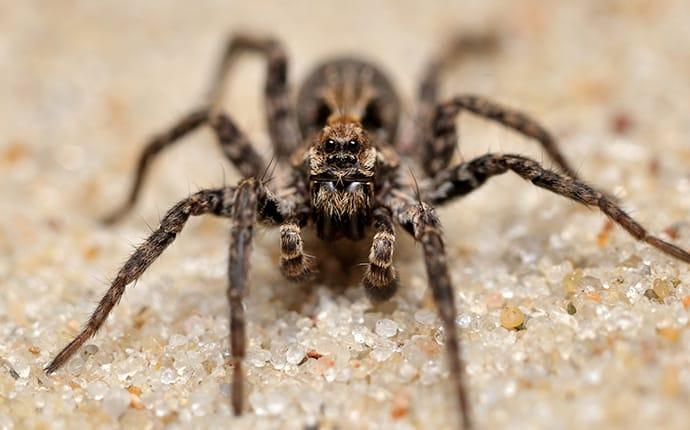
[{"left": 2, "top": 1, "right": 690, "bottom": 429}]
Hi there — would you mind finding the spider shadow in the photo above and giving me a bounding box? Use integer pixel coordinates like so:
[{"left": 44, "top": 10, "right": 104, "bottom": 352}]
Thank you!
[{"left": 264, "top": 227, "right": 422, "bottom": 317}]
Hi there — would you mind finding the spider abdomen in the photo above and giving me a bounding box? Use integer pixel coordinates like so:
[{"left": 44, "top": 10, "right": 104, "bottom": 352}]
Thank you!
[{"left": 296, "top": 58, "right": 400, "bottom": 140}]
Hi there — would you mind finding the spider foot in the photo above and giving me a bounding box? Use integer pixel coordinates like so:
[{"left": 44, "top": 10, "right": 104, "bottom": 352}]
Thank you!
[{"left": 363, "top": 265, "right": 399, "bottom": 301}]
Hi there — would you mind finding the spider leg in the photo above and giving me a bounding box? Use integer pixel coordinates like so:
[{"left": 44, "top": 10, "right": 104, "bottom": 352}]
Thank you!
[
  {"left": 383, "top": 192, "right": 472, "bottom": 430},
  {"left": 207, "top": 34, "right": 300, "bottom": 159},
  {"left": 46, "top": 182, "right": 286, "bottom": 375},
  {"left": 426, "top": 153, "right": 690, "bottom": 263},
  {"left": 405, "top": 34, "right": 499, "bottom": 166},
  {"left": 45, "top": 187, "right": 235, "bottom": 374},
  {"left": 279, "top": 221, "right": 315, "bottom": 282},
  {"left": 103, "top": 109, "right": 265, "bottom": 224},
  {"left": 210, "top": 111, "right": 267, "bottom": 176},
  {"left": 227, "top": 179, "right": 260, "bottom": 415},
  {"left": 102, "top": 108, "right": 207, "bottom": 224},
  {"left": 426, "top": 95, "right": 578, "bottom": 178},
  {"left": 362, "top": 207, "right": 399, "bottom": 301}
]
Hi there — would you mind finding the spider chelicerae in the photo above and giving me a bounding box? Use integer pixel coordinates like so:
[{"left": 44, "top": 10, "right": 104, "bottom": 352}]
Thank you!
[{"left": 45, "top": 34, "right": 690, "bottom": 429}]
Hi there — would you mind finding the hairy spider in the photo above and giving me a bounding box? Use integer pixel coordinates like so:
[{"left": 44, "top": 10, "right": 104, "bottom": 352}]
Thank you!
[{"left": 45, "top": 34, "right": 690, "bottom": 429}]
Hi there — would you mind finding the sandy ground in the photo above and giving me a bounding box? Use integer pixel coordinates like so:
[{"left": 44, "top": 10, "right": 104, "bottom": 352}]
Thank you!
[{"left": 2, "top": 1, "right": 690, "bottom": 429}]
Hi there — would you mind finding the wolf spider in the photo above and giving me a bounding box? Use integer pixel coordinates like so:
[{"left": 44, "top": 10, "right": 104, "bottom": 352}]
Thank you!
[{"left": 46, "top": 34, "right": 690, "bottom": 428}]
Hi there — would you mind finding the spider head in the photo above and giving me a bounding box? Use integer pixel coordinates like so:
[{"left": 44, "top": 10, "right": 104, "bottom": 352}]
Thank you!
[
  {"left": 308, "top": 118, "right": 376, "bottom": 183},
  {"left": 307, "top": 118, "right": 377, "bottom": 240}
]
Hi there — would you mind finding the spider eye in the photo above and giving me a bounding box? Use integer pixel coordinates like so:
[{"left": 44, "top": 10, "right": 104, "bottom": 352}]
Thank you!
[
  {"left": 346, "top": 139, "right": 359, "bottom": 152},
  {"left": 324, "top": 139, "right": 336, "bottom": 152}
]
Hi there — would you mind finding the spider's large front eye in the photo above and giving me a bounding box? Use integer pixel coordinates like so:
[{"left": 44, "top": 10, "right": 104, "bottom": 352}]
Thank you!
[
  {"left": 346, "top": 139, "right": 359, "bottom": 152},
  {"left": 324, "top": 139, "right": 336, "bottom": 152}
]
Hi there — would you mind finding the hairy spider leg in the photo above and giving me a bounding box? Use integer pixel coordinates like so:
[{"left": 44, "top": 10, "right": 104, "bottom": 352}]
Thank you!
[
  {"left": 103, "top": 109, "right": 266, "bottom": 224},
  {"left": 208, "top": 34, "right": 300, "bottom": 158},
  {"left": 426, "top": 153, "right": 690, "bottom": 263}
]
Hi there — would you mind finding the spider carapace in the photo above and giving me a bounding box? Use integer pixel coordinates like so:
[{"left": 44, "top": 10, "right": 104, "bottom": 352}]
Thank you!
[
  {"left": 45, "top": 34, "right": 690, "bottom": 429},
  {"left": 300, "top": 59, "right": 400, "bottom": 243}
]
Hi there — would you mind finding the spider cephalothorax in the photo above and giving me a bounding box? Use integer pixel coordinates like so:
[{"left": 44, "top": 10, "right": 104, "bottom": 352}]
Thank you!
[
  {"left": 46, "top": 34, "right": 690, "bottom": 430},
  {"left": 308, "top": 117, "right": 377, "bottom": 240}
]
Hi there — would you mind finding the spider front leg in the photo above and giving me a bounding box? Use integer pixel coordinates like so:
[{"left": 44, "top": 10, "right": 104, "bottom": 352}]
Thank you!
[
  {"left": 103, "top": 109, "right": 265, "bottom": 224},
  {"left": 46, "top": 186, "right": 235, "bottom": 373},
  {"left": 279, "top": 221, "right": 315, "bottom": 282},
  {"left": 384, "top": 193, "right": 472, "bottom": 429},
  {"left": 426, "top": 154, "right": 690, "bottom": 263},
  {"left": 362, "top": 207, "right": 399, "bottom": 301},
  {"left": 47, "top": 181, "right": 287, "bottom": 379},
  {"left": 227, "top": 179, "right": 261, "bottom": 415},
  {"left": 208, "top": 34, "right": 300, "bottom": 158},
  {"left": 423, "top": 95, "right": 579, "bottom": 179}
]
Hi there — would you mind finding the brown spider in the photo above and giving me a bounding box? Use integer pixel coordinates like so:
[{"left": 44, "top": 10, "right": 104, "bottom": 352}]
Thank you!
[{"left": 45, "top": 34, "right": 690, "bottom": 429}]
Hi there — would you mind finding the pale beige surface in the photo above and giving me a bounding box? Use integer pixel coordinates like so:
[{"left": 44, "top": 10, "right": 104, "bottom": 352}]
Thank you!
[{"left": 2, "top": 1, "right": 690, "bottom": 429}]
